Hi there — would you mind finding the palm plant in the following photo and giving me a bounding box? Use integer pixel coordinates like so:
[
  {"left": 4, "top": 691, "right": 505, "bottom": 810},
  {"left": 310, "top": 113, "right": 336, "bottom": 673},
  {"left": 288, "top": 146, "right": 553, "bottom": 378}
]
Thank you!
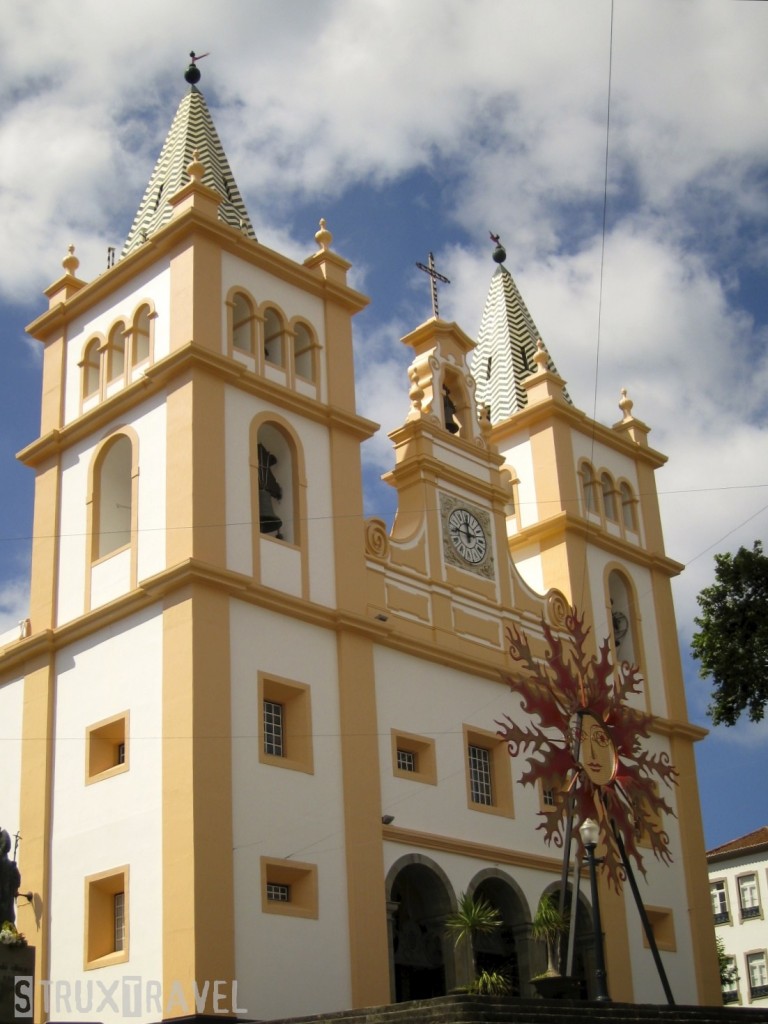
[
  {"left": 444, "top": 891, "right": 504, "bottom": 989},
  {"left": 530, "top": 892, "right": 569, "bottom": 978}
]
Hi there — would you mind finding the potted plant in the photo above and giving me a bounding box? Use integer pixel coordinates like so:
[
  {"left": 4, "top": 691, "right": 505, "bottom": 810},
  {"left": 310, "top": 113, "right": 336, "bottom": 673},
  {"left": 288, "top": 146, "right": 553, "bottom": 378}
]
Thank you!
[
  {"left": 530, "top": 894, "right": 579, "bottom": 998},
  {"left": 444, "top": 891, "right": 511, "bottom": 995}
]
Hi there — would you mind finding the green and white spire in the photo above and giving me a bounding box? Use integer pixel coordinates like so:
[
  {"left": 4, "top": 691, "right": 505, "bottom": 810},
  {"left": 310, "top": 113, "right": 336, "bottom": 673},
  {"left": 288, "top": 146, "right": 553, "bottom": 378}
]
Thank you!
[
  {"left": 121, "top": 56, "right": 255, "bottom": 259},
  {"left": 473, "top": 238, "right": 570, "bottom": 424}
]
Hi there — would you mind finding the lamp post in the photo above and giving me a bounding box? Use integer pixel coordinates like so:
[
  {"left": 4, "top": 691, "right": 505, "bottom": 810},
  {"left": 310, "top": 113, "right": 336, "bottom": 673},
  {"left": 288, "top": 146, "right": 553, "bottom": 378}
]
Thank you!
[{"left": 579, "top": 817, "right": 611, "bottom": 1003}]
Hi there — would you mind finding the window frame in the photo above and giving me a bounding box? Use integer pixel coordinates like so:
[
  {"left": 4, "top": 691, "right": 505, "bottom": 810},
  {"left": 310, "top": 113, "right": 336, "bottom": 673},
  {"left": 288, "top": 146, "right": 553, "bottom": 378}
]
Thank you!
[
  {"left": 747, "top": 950, "right": 768, "bottom": 1000},
  {"left": 86, "top": 711, "right": 130, "bottom": 784},
  {"left": 84, "top": 866, "right": 130, "bottom": 969},
  {"left": 739, "top": 873, "right": 762, "bottom": 920},
  {"left": 391, "top": 729, "right": 437, "bottom": 785},
  {"left": 260, "top": 857, "right": 318, "bottom": 919},
  {"left": 463, "top": 725, "right": 514, "bottom": 818},
  {"left": 711, "top": 878, "right": 730, "bottom": 924},
  {"left": 258, "top": 674, "right": 313, "bottom": 774}
]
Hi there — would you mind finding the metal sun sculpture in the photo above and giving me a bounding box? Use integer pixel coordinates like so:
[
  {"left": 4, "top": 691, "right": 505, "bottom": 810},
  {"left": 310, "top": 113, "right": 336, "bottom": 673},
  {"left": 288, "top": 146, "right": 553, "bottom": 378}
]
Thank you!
[{"left": 496, "top": 608, "right": 678, "bottom": 890}]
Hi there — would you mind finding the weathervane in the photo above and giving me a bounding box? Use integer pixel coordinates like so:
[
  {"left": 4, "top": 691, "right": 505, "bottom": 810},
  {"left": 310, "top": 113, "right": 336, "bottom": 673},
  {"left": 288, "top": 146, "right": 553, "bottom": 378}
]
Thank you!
[
  {"left": 185, "top": 50, "right": 210, "bottom": 86},
  {"left": 416, "top": 251, "right": 450, "bottom": 319}
]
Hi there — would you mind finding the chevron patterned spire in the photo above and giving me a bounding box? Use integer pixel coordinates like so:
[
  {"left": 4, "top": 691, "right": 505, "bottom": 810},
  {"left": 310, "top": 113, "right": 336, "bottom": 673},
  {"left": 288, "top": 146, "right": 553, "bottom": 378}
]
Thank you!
[
  {"left": 121, "top": 82, "right": 256, "bottom": 259},
  {"left": 472, "top": 242, "right": 570, "bottom": 423}
]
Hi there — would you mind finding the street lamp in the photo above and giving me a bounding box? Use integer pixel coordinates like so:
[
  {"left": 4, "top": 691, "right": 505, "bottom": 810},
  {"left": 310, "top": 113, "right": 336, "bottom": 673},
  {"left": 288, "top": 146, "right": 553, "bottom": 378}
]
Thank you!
[{"left": 579, "top": 817, "right": 611, "bottom": 1003}]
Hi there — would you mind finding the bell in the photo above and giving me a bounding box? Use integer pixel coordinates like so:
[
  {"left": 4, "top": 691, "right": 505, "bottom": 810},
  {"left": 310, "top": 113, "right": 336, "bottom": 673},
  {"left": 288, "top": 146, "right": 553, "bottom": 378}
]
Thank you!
[
  {"left": 443, "top": 386, "right": 459, "bottom": 434},
  {"left": 258, "top": 443, "right": 284, "bottom": 538}
]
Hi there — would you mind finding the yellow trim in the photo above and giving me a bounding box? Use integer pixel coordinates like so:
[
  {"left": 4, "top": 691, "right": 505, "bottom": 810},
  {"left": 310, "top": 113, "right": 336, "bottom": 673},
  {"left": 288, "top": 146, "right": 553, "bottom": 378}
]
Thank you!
[
  {"left": 260, "top": 857, "right": 318, "bottom": 919},
  {"left": 258, "top": 673, "right": 314, "bottom": 774},
  {"left": 85, "top": 709, "right": 129, "bottom": 784},
  {"left": 391, "top": 729, "right": 437, "bottom": 785},
  {"left": 84, "top": 865, "right": 129, "bottom": 969}
]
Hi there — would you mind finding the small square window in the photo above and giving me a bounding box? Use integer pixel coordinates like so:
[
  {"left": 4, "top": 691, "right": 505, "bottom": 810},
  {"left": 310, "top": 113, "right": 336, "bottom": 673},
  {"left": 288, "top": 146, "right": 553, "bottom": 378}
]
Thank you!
[
  {"left": 84, "top": 867, "right": 129, "bottom": 968},
  {"left": 391, "top": 730, "right": 437, "bottom": 785},
  {"left": 463, "top": 725, "right": 514, "bottom": 818},
  {"left": 261, "top": 857, "right": 317, "bottom": 919},
  {"left": 641, "top": 906, "right": 676, "bottom": 952},
  {"left": 258, "top": 675, "right": 313, "bottom": 774},
  {"left": 86, "top": 712, "right": 129, "bottom": 783}
]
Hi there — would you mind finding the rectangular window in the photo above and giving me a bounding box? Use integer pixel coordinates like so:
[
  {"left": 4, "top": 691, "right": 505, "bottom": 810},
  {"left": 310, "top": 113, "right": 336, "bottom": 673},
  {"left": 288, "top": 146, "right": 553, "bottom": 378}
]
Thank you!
[
  {"left": 468, "top": 745, "right": 493, "bottom": 806},
  {"left": 258, "top": 675, "right": 313, "bottom": 774},
  {"left": 739, "top": 874, "right": 760, "bottom": 919},
  {"left": 263, "top": 700, "right": 284, "bottom": 757},
  {"left": 711, "top": 879, "right": 729, "bottom": 923},
  {"left": 542, "top": 786, "right": 555, "bottom": 808},
  {"left": 641, "top": 906, "right": 676, "bottom": 952},
  {"left": 261, "top": 857, "right": 318, "bottom": 919},
  {"left": 86, "top": 711, "right": 129, "bottom": 783},
  {"left": 84, "top": 867, "right": 129, "bottom": 968},
  {"left": 397, "top": 749, "right": 417, "bottom": 773},
  {"left": 463, "top": 725, "right": 514, "bottom": 818},
  {"left": 266, "top": 882, "right": 290, "bottom": 903},
  {"left": 748, "top": 952, "right": 768, "bottom": 998},
  {"left": 391, "top": 730, "right": 437, "bottom": 785}
]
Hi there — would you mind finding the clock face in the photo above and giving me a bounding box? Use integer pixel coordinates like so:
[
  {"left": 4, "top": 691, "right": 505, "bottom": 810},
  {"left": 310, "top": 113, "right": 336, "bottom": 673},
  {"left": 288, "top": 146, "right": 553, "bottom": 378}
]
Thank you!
[{"left": 447, "top": 508, "right": 488, "bottom": 564}]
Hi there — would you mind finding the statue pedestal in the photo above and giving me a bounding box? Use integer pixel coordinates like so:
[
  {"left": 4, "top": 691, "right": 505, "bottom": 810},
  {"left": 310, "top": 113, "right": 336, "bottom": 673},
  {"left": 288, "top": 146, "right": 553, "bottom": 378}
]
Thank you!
[{"left": 0, "top": 945, "right": 35, "bottom": 1023}]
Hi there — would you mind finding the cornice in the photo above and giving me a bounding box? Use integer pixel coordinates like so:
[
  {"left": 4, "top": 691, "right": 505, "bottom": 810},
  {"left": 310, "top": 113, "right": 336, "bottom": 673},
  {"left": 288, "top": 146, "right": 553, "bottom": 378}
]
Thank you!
[
  {"left": 27, "top": 207, "right": 368, "bottom": 343},
  {"left": 17, "top": 341, "right": 377, "bottom": 465}
]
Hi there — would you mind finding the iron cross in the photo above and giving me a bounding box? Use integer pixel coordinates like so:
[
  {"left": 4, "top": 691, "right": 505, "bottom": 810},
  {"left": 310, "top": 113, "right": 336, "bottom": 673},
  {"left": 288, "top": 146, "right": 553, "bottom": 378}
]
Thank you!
[{"left": 416, "top": 252, "right": 450, "bottom": 319}]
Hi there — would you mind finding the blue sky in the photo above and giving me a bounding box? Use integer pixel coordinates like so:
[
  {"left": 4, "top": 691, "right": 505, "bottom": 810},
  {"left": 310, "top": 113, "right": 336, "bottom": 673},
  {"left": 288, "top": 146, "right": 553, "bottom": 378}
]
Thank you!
[{"left": 1, "top": 0, "right": 767, "bottom": 852}]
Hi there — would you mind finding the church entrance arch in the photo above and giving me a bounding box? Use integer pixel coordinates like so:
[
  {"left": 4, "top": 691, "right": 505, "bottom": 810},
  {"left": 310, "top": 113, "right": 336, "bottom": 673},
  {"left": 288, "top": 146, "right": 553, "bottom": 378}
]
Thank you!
[{"left": 387, "top": 856, "right": 454, "bottom": 1002}]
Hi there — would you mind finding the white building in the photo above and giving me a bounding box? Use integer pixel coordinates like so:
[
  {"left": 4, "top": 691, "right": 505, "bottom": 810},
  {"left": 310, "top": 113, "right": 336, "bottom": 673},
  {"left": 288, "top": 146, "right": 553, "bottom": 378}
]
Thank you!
[
  {"left": 709, "top": 827, "right": 768, "bottom": 1007},
  {"left": 0, "top": 60, "right": 720, "bottom": 1022}
]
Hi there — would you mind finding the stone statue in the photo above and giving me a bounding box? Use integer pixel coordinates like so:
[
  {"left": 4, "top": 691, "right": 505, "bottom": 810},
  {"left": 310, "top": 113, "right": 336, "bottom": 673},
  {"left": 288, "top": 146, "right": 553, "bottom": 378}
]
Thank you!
[{"left": 0, "top": 829, "right": 21, "bottom": 925}]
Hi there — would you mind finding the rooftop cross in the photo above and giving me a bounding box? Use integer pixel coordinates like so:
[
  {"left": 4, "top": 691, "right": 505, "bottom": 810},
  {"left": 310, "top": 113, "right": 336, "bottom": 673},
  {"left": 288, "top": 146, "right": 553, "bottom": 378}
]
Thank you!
[{"left": 416, "top": 251, "right": 450, "bottom": 319}]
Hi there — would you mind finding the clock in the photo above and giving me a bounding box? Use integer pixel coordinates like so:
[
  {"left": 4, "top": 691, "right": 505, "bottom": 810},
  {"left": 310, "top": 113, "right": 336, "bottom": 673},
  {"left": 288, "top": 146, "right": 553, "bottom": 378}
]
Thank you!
[{"left": 447, "top": 507, "right": 488, "bottom": 564}]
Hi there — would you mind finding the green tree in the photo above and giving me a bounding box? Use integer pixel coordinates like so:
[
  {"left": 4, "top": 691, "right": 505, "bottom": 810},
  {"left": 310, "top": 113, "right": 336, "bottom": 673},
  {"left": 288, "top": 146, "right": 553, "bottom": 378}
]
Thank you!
[
  {"left": 717, "top": 936, "right": 738, "bottom": 989},
  {"left": 444, "top": 891, "right": 506, "bottom": 990},
  {"left": 691, "top": 541, "right": 768, "bottom": 726},
  {"left": 530, "top": 892, "right": 569, "bottom": 977}
]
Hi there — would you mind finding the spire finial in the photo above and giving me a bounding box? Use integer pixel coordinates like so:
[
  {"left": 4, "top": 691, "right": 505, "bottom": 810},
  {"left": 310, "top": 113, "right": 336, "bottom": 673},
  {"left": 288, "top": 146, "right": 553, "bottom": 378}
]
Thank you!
[
  {"left": 533, "top": 337, "right": 549, "bottom": 371},
  {"left": 315, "top": 218, "right": 333, "bottom": 252},
  {"left": 416, "top": 251, "right": 450, "bottom": 318},
  {"left": 619, "top": 387, "right": 634, "bottom": 422},
  {"left": 184, "top": 50, "right": 209, "bottom": 86},
  {"left": 490, "top": 231, "right": 506, "bottom": 264},
  {"left": 62, "top": 244, "right": 79, "bottom": 276},
  {"left": 187, "top": 149, "right": 205, "bottom": 184}
]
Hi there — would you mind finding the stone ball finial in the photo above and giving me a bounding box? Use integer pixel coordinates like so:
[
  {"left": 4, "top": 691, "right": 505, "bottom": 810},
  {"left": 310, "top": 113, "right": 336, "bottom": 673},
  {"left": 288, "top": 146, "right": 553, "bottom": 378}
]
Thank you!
[
  {"left": 62, "top": 244, "right": 79, "bottom": 276},
  {"left": 533, "top": 338, "right": 549, "bottom": 371},
  {"left": 490, "top": 231, "right": 506, "bottom": 264},
  {"left": 315, "top": 218, "right": 333, "bottom": 252},
  {"left": 619, "top": 387, "right": 634, "bottom": 421},
  {"left": 185, "top": 51, "right": 208, "bottom": 86}
]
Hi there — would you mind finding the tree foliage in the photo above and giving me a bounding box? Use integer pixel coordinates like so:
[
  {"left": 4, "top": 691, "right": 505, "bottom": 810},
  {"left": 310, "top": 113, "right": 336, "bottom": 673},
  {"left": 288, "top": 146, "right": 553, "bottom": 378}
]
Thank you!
[
  {"left": 717, "top": 936, "right": 738, "bottom": 988},
  {"left": 443, "top": 891, "right": 502, "bottom": 982},
  {"left": 691, "top": 541, "right": 768, "bottom": 727}
]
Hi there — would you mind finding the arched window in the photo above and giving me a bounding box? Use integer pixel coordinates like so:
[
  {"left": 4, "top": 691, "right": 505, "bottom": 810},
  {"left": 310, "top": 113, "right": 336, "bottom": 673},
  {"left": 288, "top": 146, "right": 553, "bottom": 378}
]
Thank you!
[
  {"left": 292, "top": 322, "right": 315, "bottom": 381},
  {"left": 263, "top": 308, "right": 285, "bottom": 367},
  {"left": 94, "top": 435, "right": 133, "bottom": 559},
  {"left": 132, "top": 305, "right": 151, "bottom": 366},
  {"left": 601, "top": 472, "right": 617, "bottom": 521},
  {"left": 441, "top": 370, "right": 472, "bottom": 437},
  {"left": 580, "top": 462, "right": 599, "bottom": 515},
  {"left": 254, "top": 423, "right": 296, "bottom": 544},
  {"left": 620, "top": 481, "right": 638, "bottom": 532},
  {"left": 232, "top": 292, "right": 256, "bottom": 354},
  {"left": 107, "top": 322, "right": 127, "bottom": 383},
  {"left": 82, "top": 338, "right": 101, "bottom": 399},
  {"left": 608, "top": 569, "right": 639, "bottom": 667}
]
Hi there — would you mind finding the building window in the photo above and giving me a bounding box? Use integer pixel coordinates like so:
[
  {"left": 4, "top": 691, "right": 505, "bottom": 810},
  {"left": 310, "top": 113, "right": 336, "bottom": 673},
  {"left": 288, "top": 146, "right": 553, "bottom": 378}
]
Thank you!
[
  {"left": 258, "top": 675, "right": 313, "bottom": 774},
  {"left": 84, "top": 867, "right": 129, "bottom": 968},
  {"left": 82, "top": 338, "right": 101, "bottom": 398},
  {"left": 132, "top": 304, "right": 152, "bottom": 365},
  {"left": 642, "top": 906, "right": 676, "bottom": 952},
  {"left": 747, "top": 951, "right": 768, "bottom": 999},
  {"left": 93, "top": 434, "right": 134, "bottom": 559},
  {"left": 722, "top": 955, "right": 739, "bottom": 1004},
  {"left": 260, "top": 857, "right": 318, "bottom": 919},
  {"left": 292, "top": 322, "right": 316, "bottom": 382},
  {"left": 106, "top": 322, "right": 127, "bottom": 383},
  {"left": 391, "top": 730, "right": 437, "bottom": 784},
  {"left": 619, "top": 481, "right": 638, "bottom": 532},
  {"left": 263, "top": 307, "right": 285, "bottom": 367},
  {"left": 463, "top": 725, "right": 514, "bottom": 818},
  {"left": 232, "top": 291, "right": 256, "bottom": 354},
  {"left": 263, "top": 700, "right": 284, "bottom": 757},
  {"left": 468, "top": 745, "right": 493, "bottom": 805},
  {"left": 601, "top": 472, "right": 617, "bottom": 521},
  {"left": 711, "top": 879, "right": 729, "bottom": 924},
  {"left": 580, "top": 462, "right": 599, "bottom": 516},
  {"left": 542, "top": 785, "right": 556, "bottom": 808},
  {"left": 86, "top": 711, "right": 129, "bottom": 783},
  {"left": 739, "top": 874, "right": 761, "bottom": 919}
]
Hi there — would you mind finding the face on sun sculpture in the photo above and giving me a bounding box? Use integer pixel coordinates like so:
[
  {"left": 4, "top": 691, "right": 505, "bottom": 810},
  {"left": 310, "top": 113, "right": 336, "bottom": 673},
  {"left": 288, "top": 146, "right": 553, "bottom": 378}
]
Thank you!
[{"left": 495, "top": 605, "right": 678, "bottom": 889}]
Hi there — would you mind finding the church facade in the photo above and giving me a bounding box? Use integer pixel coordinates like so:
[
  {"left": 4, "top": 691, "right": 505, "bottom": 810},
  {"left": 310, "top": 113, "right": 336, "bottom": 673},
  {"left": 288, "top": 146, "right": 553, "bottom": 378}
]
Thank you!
[{"left": 0, "top": 66, "right": 719, "bottom": 1022}]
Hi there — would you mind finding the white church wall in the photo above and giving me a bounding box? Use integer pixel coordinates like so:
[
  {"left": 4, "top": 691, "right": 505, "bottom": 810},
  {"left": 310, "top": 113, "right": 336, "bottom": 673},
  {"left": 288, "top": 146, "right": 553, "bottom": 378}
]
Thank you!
[
  {"left": 63, "top": 263, "right": 172, "bottom": 426},
  {"left": 47, "top": 608, "right": 164, "bottom": 1022},
  {"left": 0, "top": 675, "right": 24, "bottom": 845},
  {"left": 229, "top": 601, "right": 351, "bottom": 1017}
]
